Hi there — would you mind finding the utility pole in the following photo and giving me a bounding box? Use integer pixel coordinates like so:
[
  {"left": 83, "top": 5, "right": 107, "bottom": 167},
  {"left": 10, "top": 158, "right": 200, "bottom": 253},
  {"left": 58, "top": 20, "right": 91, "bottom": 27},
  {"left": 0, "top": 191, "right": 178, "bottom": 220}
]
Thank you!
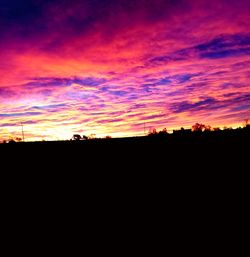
[{"left": 21, "top": 123, "right": 25, "bottom": 142}]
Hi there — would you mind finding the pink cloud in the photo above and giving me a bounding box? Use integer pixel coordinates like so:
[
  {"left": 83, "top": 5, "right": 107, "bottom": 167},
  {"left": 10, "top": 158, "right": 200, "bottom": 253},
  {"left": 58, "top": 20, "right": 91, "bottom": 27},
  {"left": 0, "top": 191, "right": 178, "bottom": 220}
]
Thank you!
[{"left": 0, "top": 0, "right": 250, "bottom": 141}]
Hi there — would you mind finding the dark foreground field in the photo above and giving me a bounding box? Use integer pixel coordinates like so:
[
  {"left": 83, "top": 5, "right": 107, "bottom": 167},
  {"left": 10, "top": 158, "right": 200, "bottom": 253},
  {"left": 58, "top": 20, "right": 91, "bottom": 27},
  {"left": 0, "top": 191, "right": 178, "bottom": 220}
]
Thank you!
[
  {"left": 1, "top": 128, "right": 249, "bottom": 229},
  {"left": 1, "top": 128, "right": 249, "bottom": 163},
  {"left": 1, "top": 128, "right": 249, "bottom": 207}
]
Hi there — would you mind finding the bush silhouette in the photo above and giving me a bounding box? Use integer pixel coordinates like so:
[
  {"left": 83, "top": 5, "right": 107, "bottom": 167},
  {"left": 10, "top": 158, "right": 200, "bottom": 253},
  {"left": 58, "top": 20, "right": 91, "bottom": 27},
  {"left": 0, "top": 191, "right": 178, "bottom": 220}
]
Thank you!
[
  {"left": 192, "top": 123, "right": 206, "bottom": 132},
  {"left": 73, "top": 134, "right": 81, "bottom": 140}
]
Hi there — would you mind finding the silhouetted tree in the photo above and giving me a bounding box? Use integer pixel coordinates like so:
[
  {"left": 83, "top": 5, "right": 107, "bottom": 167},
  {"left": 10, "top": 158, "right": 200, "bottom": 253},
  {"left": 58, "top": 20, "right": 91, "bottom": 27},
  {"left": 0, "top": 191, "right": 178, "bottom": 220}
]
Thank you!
[
  {"left": 173, "top": 127, "right": 192, "bottom": 135},
  {"left": 223, "top": 126, "right": 232, "bottom": 130},
  {"left": 82, "top": 135, "right": 88, "bottom": 140},
  {"left": 163, "top": 128, "right": 168, "bottom": 133},
  {"left": 204, "top": 125, "right": 212, "bottom": 131},
  {"left": 158, "top": 128, "right": 168, "bottom": 136},
  {"left": 73, "top": 134, "right": 81, "bottom": 140},
  {"left": 105, "top": 136, "right": 112, "bottom": 139},
  {"left": 148, "top": 128, "right": 157, "bottom": 136},
  {"left": 148, "top": 128, "right": 169, "bottom": 138},
  {"left": 15, "top": 137, "right": 22, "bottom": 142},
  {"left": 192, "top": 123, "right": 206, "bottom": 132}
]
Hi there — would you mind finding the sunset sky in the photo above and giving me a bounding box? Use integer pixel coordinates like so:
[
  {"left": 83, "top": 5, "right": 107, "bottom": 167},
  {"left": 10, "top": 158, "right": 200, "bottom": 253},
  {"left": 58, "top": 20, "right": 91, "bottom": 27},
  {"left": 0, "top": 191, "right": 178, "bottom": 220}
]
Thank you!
[{"left": 0, "top": 0, "right": 250, "bottom": 141}]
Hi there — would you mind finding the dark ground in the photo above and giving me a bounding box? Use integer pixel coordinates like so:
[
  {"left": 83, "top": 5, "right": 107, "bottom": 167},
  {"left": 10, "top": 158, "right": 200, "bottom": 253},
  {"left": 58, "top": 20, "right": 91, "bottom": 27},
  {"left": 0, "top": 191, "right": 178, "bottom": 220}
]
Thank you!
[
  {"left": 1, "top": 127, "right": 249, "bottom": 165},
  {"left": 1, "top": 128, "right": 248, "bottom": 236}
]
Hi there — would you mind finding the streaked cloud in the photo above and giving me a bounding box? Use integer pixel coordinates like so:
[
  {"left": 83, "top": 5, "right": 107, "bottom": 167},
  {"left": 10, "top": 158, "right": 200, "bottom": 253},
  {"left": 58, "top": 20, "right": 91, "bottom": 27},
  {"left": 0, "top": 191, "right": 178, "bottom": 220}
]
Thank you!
[{"left": 0, "top": 0, "right": 250, "bottom": 140}]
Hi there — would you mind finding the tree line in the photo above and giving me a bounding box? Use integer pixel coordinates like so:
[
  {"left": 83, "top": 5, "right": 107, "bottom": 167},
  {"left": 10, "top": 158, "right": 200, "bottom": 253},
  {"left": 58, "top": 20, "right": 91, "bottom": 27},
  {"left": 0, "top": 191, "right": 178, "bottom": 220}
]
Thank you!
[
  {"left": 1, "top": 120, "right": 249, "bottom": 143},
  {"left": 147, "top": 121, "right": 250, "bottom": 137}
]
